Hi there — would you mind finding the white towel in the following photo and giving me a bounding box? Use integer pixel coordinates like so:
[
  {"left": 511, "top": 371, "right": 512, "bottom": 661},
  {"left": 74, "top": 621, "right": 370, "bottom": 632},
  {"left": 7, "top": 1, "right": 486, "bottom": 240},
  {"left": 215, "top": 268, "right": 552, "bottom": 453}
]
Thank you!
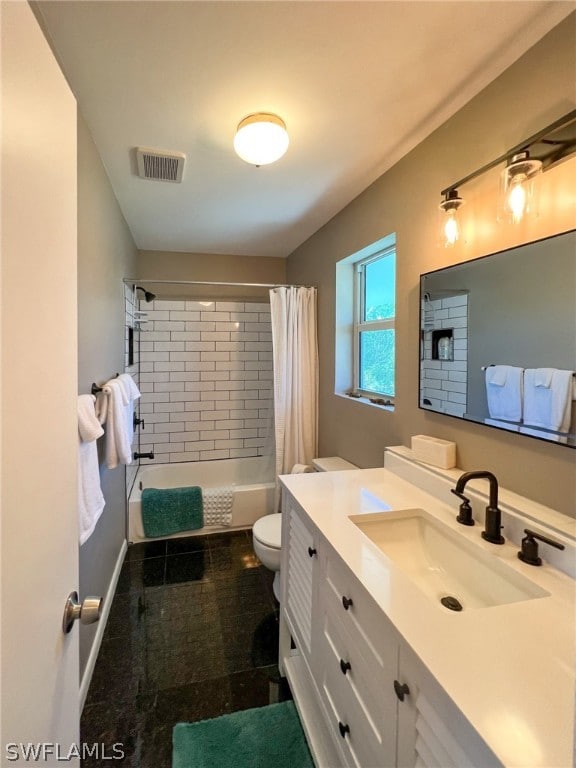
[
  {"left": 77, "top": 396, "right": 105, "bottom": 545},
  {"left": 117, "top": 373, "right": 141, "bottom": 444},
  {"left": 118, "top": 373, "right": 141, "bottom": 405},
  {"left": 485, "top": 365, "right": 508, "bottom": 386},
  {"left": 524, "top": 368, "right": 574, "bottom": 433},
  {"left": 104, "top": 379, "right": 134, "bottom": 468},
  {"left": 533, "top": 368, "right": 554, "bottom": 388},
  {"left": 485, "top": 365, "right": 523, "bottom": 422},
  {"left": 78, "top": 394, "right": 104, "bottom": 442},
  {"left": 203, "top": 486, "right": 234, "bottom": 526},
  {"left": 94, "top": 391, "right": 109, "bottom": 425}
]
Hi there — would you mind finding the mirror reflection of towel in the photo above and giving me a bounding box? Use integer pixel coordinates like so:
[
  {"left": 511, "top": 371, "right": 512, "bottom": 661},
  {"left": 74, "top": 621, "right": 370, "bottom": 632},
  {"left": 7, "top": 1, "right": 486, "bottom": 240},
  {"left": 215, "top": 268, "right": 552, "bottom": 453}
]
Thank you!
[
  {"left": 524, "top": 369, "right": 574, "bottom": 433},
  {"left": 485, "top": 366, "right": 523, "bottom": 422}
]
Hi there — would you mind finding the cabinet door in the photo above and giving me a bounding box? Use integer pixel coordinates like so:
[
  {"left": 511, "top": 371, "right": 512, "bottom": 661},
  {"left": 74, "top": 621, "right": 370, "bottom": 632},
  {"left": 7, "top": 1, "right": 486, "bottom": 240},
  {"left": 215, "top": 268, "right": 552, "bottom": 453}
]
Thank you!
[
  {"left": 397, "top": 644, "right": 502, "bottom": 768},
  {"left": 280, "top": 491, "right": 318, "bottom": 658}
]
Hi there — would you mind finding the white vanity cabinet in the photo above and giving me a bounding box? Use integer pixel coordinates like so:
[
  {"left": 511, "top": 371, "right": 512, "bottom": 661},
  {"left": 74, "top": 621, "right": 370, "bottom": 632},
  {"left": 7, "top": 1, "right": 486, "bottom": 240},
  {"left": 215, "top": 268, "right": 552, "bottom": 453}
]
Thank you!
[
  {"left": 280, "top": 487, "right": 502, "bottom": 768},
  {"left": 396, "top": 644, "right": 501, "bottom": 768},
  {"left": 315, "top": 536, "right": 399, "bottom": 767}
]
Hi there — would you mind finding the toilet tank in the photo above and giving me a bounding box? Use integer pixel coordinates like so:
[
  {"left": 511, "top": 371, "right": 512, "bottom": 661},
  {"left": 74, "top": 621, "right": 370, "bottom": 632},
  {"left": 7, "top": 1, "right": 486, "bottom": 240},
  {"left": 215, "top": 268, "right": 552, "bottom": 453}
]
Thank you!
[{"left": 312, "top": 457, "right": 358, "bottom": 472}]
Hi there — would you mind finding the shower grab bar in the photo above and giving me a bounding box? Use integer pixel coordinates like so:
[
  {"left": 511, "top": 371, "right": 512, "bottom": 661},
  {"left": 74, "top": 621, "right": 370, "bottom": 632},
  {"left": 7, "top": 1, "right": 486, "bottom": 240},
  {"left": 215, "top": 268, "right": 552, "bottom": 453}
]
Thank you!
[{"left": 91, "top": 373, "right": 119, "bottom": 396}]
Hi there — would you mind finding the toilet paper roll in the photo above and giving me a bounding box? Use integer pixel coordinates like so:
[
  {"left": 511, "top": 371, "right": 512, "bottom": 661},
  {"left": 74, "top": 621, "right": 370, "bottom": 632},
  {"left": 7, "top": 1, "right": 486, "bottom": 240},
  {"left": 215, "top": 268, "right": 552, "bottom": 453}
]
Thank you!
[{"left": 291, "top": 463, "right": 313, "bottom": 474}]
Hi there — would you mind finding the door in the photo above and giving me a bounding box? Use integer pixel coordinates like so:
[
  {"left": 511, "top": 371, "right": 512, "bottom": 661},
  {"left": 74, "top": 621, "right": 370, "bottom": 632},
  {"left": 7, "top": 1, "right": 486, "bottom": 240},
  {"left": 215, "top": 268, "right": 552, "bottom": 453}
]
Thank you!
[{"left": 1, "top": 1, "right": 79, "bottom": 760}]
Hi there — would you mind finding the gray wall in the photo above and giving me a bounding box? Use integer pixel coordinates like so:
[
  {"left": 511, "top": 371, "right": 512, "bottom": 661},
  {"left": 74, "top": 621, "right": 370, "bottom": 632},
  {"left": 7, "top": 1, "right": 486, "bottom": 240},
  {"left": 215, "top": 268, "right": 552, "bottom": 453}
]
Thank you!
[
  {"left": 286, "top": 14, "right": 576, "bottom": 517},
  {"left": 77, "top": 114, "right": 137, "bottom": 675},
  {"left": 136, "top": 250, "right": 287, "bottom": 302}
]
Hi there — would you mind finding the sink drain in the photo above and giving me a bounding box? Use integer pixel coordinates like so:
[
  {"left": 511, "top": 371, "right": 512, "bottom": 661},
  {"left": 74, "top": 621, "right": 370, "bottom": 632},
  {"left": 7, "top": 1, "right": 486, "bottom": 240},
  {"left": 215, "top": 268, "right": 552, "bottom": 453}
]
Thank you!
[{"left": 440, "top": 595, "right": 463, "bottom": 611}]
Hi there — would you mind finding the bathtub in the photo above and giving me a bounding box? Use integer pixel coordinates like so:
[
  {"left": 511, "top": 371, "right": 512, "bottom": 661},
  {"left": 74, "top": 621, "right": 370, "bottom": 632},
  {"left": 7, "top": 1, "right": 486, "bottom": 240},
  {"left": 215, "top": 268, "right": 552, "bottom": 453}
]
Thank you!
[{"left": 128, "top": 455, "right": 276, "bottom": 543}]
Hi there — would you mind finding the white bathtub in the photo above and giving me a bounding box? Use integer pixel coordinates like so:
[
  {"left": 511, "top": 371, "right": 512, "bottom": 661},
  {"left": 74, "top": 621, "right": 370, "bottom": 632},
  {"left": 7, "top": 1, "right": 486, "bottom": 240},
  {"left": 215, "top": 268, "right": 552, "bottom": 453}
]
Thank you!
[{"left": 128, "top": 456, "right": 276, "bottom": 543}]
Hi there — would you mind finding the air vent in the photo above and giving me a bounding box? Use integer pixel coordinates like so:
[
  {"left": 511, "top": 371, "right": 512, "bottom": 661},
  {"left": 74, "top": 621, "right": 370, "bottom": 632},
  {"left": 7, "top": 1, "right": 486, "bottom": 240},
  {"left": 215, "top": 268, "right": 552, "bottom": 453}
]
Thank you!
[{"left": 136, "top": 147, "right": 185, "bottom": 183}]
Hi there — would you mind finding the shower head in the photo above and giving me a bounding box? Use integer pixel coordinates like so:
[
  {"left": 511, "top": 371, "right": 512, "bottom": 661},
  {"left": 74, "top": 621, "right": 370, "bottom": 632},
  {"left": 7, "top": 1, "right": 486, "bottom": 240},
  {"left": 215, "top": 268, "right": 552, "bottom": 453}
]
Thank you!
[{"left": 135, "top": 285, "right": 156, "bottom": 302}]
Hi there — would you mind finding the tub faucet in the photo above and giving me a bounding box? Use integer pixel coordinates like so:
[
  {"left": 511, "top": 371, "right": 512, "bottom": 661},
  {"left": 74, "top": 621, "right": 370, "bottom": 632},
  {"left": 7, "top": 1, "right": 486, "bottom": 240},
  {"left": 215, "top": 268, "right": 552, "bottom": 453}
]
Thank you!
[{"left": 451, "top": 471, "right": 505, "bottom": 545}]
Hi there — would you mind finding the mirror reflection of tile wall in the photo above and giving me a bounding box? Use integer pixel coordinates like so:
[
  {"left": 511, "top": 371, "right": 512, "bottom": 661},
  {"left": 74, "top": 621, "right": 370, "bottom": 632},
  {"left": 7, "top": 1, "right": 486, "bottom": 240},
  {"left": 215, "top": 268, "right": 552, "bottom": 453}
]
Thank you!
[{"left": 421, "top": 294, "right": 469, "bottom": 417}]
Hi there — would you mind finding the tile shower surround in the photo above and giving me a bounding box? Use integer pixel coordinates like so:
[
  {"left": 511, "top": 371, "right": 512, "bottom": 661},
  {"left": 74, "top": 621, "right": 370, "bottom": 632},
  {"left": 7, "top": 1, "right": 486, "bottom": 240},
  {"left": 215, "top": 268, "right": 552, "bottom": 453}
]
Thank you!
[{"left": 135, "top": 300, "right": 273, "bottom": 464}]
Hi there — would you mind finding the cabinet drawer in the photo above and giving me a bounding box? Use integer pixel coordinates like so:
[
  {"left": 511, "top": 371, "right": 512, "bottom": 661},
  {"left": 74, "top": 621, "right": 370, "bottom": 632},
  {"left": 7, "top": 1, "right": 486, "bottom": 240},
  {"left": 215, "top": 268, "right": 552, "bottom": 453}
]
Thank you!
[
  {"left": 323, "top": 545, "right": 398, "bottom": 673},
  {"left": 321, "top": 607, "right": 397, "bottom": 759},
  {"left": 320, "top": 642, "right": 393, "bottom": 768}
]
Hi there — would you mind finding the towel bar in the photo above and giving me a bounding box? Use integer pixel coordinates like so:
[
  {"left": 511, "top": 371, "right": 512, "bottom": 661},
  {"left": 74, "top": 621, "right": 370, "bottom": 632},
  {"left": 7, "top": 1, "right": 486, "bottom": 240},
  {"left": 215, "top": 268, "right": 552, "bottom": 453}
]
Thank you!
[
  {"left": 91, "top": 373, "right": 119, "bottom": 396},
  {"left": 482, "top": 365, "right": 575, "bottom": 376}
]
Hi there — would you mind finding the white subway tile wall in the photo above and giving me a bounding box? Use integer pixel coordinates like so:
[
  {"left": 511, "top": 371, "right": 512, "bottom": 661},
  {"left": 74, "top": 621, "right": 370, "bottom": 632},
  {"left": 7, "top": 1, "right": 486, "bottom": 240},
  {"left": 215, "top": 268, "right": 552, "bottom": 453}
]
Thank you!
[
  {"left": 137, "top": 300, "right": 273, "bottom": 464},
  {"left": 420, "top": 295, "right": 469, "bottom": 417}
]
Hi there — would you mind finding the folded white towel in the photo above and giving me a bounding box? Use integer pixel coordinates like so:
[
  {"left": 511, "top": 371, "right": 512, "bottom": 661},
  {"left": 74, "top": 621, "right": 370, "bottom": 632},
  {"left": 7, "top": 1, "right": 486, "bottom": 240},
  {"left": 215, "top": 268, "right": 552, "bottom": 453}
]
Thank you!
[
  {"left": 77, "top": 395, "right": 105, "bottom": 545},
  {"left": 104, "top": 379, "right": 134, "bottom": 468},
  {"left": 485, "top": 366, "right": 508, "bottom": 386},
  {"left": 78, "top": 394, "right": 104, "bottom": 443},
  {"left": 485, "top": 366, "right": 523, "bottom": 422},
  {"left": 203, "top": 486, "right": 234, "bottom": 527},
  {"left": 533, "top": 368, "right": 554, "bottom": 388},
  {"left": 524, "top": 368, "right": 574, "bottom": 433}
]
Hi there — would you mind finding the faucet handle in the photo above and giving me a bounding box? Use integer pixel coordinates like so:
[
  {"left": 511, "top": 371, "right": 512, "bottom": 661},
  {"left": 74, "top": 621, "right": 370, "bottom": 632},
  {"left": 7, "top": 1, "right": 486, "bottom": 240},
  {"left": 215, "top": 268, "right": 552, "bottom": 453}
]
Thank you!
[
  {"left": 518, "top": 529, "right": 565, "bottom": 566},
  {"left": 450, "top": 488, "right": 475, "bottom": 527},
  {"left": 450, "top": 487, "right": 469, "bottom": 504}
]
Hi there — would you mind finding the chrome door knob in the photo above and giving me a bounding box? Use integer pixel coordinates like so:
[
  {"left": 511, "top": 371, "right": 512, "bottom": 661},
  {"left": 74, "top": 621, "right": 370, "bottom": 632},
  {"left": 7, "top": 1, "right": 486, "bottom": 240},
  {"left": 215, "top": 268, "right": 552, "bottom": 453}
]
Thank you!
[{"left": 62, "top": 591, "right": 102, "bottom": 634}]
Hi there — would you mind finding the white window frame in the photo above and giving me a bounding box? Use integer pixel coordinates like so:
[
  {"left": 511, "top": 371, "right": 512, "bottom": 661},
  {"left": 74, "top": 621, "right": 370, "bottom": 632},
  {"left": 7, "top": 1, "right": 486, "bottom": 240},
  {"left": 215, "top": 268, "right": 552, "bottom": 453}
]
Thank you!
[{"left": 353, "top": 245, "right": 396, "bottom": 400}]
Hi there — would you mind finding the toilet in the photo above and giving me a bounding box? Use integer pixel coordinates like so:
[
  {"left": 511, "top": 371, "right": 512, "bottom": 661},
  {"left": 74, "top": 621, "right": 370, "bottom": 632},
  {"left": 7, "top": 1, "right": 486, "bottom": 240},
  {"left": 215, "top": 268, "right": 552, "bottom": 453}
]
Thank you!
[{"left": 252, "top": 457, "right": 358, "bottom": 600}]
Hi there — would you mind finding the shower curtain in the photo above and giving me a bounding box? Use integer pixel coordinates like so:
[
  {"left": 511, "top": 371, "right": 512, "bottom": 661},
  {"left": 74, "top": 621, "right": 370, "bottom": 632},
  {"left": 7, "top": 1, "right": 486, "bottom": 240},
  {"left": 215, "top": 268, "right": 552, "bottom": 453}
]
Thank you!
[{"left": 270, "top": 286, "right": 319, "bottom": 491}]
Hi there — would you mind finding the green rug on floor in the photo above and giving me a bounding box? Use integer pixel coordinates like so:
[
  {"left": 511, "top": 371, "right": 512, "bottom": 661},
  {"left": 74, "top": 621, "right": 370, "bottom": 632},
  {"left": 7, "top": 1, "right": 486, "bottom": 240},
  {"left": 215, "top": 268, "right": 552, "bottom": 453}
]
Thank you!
[{"left": 172, "top": 700, "right": 314, "bottom": 768}]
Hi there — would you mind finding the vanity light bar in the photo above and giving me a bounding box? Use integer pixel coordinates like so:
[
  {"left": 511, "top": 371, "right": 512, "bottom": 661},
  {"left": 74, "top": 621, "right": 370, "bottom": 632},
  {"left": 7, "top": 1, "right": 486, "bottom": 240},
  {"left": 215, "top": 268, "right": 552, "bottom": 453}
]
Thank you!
[{"left": 440, "top": 108, "right": 576, "bottom": 197}]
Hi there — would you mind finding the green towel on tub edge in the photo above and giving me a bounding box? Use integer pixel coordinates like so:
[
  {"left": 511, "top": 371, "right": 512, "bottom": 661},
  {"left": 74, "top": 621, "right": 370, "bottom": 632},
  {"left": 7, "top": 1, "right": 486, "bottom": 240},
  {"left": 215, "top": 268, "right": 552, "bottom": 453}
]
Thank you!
[{"left": 141, "top": 486, "right": 203, "bottom": 538}]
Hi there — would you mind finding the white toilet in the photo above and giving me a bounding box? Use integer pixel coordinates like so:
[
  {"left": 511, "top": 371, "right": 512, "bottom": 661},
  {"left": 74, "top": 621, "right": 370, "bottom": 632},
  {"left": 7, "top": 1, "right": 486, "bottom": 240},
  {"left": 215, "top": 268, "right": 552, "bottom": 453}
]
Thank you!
[{"left": 252, "top": 457, "right": 358, "bottom": 600}]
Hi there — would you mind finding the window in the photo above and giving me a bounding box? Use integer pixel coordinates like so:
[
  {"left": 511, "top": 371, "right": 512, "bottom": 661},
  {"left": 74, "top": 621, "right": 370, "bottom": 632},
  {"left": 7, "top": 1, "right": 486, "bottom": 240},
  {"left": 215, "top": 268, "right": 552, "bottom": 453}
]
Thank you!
[{"left": 354, "top": 246, "right": 396, "bottom": 399}]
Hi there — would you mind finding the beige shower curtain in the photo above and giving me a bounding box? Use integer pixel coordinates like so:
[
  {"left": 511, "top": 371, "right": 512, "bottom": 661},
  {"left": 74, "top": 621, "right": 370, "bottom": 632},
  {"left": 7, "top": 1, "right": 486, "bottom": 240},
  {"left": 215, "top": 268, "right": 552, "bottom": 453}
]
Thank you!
[{"left": 270, "top": 286, "right": 319, "bottom": 494}]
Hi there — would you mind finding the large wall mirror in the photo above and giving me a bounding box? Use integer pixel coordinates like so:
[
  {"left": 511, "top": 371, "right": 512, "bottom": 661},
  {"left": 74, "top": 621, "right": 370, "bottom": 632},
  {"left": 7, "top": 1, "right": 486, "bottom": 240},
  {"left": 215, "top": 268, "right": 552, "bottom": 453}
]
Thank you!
[{"left": 419, "top": 230, "right": 576, "bottom": 448}]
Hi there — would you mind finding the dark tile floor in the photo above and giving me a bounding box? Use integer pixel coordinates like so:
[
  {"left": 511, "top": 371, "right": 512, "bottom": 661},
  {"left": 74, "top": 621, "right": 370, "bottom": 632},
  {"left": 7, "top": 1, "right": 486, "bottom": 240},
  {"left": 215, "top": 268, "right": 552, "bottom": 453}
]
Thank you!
[{"left": 81, "top": 530, "right": 291, "bottom": 767}]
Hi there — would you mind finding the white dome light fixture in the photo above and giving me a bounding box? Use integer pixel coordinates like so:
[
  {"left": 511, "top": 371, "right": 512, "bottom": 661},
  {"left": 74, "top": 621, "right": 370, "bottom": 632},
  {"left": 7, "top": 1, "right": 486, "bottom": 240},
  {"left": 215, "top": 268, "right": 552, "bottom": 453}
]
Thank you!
[{"left": 233, "top": 113, "right": 289, "bottom": 166}]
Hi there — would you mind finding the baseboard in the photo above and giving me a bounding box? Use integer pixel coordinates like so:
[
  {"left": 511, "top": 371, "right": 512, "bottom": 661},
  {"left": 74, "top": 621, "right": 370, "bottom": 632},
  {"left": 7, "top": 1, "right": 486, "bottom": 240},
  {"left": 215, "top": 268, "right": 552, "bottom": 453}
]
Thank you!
[{"left": 79, "top": 539, "right": 127, "bottom": 712}]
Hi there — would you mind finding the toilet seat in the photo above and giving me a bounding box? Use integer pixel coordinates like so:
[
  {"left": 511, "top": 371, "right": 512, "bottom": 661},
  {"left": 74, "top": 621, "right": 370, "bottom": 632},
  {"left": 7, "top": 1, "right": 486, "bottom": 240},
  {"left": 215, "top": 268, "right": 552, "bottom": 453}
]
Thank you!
[{"left": 253, "top": 514, "right": 282, "bottom": 549}]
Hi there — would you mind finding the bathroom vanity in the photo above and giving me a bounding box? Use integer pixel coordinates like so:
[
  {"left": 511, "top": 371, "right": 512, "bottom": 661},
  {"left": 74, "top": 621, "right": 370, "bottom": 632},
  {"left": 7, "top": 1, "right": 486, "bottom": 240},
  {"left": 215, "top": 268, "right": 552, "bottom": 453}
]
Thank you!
[{"left": 278, "top": 448, "right": 575, "bottom": 768}]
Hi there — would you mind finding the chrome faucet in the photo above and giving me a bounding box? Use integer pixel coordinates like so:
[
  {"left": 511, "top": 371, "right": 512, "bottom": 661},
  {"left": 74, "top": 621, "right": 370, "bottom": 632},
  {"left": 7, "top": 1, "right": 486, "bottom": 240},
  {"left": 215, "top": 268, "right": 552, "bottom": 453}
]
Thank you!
[{"left": 451, "top": 471, "right": 505, "bottom": 544}]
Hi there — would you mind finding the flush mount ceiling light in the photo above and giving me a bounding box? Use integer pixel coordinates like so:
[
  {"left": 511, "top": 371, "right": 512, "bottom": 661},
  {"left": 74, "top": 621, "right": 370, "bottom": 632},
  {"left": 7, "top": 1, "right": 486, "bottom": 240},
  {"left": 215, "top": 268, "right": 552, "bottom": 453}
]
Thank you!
[{"left": 233, "top": 113, "right": 289, "bottom": 166}]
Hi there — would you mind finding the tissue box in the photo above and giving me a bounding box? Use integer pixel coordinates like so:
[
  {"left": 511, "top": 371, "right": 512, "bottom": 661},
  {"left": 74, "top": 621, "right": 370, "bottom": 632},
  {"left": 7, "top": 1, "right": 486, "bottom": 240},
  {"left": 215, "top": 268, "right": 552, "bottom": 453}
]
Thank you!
[{"left": 411, "top": 435, "right": 456, "bottom": 469}]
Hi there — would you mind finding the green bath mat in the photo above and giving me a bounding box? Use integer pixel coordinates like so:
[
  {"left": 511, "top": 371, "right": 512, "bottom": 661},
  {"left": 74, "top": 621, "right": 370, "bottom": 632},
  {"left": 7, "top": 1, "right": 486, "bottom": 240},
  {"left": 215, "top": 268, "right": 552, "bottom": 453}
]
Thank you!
[
  {"left": 141, "top": 485, "right": 203, "bottom": 537},
  {"left": 172, "top": 701, "right": 313, "bottom": 768}
]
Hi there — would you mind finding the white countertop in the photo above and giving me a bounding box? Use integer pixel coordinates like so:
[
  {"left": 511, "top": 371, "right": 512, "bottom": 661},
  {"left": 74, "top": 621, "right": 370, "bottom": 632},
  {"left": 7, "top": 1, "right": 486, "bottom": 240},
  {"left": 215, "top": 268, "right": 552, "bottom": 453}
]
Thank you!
[{"left": 280, "top": 464, "right": 575, "bottom": 768}]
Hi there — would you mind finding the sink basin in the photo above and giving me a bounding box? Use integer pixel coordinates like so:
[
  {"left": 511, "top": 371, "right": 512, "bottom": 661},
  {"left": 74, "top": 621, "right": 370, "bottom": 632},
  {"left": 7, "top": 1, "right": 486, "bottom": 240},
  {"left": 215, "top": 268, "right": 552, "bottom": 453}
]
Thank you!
[{"left": 349, "top": 509, "right": 549, "bottom": 610}]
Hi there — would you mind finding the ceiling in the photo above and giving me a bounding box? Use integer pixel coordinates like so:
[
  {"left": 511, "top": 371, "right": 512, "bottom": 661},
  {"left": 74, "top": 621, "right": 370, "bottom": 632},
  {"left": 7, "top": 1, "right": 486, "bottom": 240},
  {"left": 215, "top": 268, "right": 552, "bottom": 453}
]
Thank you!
[{"left": 36, "top": 1, "right": 574, "bottom": 259}]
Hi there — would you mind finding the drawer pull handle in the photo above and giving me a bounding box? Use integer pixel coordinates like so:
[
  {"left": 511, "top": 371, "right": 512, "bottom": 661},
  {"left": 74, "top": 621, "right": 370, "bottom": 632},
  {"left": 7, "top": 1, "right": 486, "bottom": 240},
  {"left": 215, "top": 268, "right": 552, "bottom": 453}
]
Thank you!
[
  {"left": 342, "top": 595, "right": 353, "bottom": 611},
  {"left": 338, "top": 721, "right": 350, "bottom": 739},
  {"left": 308, "top": 547, "right": 317, "bottom": 558},
  {"left": 339, "top": 659, "right": 351, "bottom": 675},
  {"left": 394, "top": 679, "right": 410, "bottom": 702}
]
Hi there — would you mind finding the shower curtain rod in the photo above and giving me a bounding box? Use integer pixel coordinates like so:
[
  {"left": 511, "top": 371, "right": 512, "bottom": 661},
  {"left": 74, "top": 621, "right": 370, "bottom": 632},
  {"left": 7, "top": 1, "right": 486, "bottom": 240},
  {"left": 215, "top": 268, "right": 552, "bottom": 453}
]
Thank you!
[{"left": 123, "top": 278, "right": 315, "bottom": 289}]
